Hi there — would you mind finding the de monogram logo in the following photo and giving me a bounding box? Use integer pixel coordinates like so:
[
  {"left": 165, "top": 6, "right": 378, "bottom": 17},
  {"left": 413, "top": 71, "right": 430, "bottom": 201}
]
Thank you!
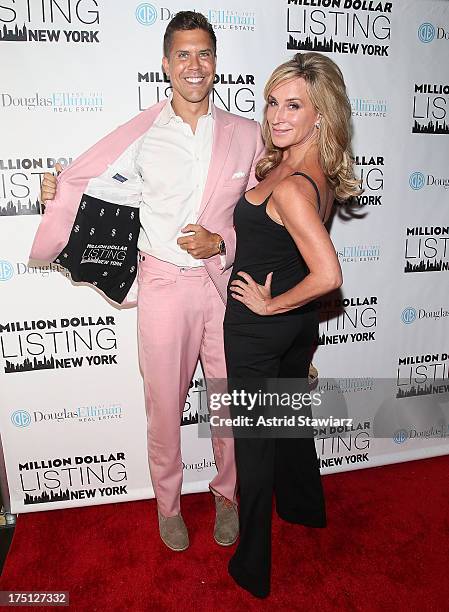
[
  {"left": 409, "top": 172, "right": 426, "bottom": 190},
  {"left": 418, "top": 23, "right": 435, "bottom": 43},
  {"left": 135, "top": 4, "right": 158, "bottom": 26}
]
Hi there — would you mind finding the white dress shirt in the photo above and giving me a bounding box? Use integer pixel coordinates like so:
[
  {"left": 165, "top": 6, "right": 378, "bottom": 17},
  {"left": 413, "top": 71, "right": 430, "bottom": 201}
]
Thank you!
[{"left": 136, "top": 97, "right": 214, "bottom": 267}]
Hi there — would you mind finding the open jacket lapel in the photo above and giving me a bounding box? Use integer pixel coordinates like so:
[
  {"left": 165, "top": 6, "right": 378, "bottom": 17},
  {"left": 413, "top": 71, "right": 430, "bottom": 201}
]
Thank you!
[
  {"left": 29, "top": 101, "right": 166, "bottom": 304},
  {"left": 197, "top": 108, "right": 234, "bottom": 220}
]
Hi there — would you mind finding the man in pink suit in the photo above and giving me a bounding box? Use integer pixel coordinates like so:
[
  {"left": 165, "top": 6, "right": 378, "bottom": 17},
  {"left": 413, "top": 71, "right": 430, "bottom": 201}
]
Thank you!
[{"left": 35, "top": 12, "right": 264, "bottom": 551}]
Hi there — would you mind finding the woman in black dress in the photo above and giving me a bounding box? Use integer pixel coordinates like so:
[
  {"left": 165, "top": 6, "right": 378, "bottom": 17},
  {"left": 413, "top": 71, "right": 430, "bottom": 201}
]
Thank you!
[{"left": 224, "top": 52, "right": 361, "bottom": 598}]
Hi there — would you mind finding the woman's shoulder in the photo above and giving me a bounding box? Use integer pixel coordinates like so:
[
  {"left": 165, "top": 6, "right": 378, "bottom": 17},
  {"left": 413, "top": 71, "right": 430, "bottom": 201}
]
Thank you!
[{"left": 271, "top": 169, "right": 324, "bottom": 210}]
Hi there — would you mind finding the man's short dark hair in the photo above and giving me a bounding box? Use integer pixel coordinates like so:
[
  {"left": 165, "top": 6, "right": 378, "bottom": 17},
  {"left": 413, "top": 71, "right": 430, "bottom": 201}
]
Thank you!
[{"left": 163, "top": 11, "right": 216, "bottom": 58}]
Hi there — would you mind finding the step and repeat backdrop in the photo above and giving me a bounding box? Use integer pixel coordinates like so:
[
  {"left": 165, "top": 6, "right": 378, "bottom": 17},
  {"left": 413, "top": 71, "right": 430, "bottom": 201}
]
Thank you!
[{"left": 1, "top": 0, "right": 448, "bottom": 513}]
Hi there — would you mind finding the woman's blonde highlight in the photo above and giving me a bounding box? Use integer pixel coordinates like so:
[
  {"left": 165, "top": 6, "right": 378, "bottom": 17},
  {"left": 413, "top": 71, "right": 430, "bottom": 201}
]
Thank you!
[{"left": 256, "top": 52, "right": 361, "bottom": 201}]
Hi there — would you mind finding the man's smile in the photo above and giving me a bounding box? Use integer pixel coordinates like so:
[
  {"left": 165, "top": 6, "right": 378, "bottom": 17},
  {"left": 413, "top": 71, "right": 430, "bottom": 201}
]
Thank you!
[{"left": 184, "top": 76, "right": 206, "bottom": 84}]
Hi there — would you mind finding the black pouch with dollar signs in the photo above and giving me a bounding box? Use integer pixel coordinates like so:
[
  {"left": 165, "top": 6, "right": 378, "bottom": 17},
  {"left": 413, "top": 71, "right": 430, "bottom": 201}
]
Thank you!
[{"left": 54, "top": 193, "right": 140, "bottom": 303}]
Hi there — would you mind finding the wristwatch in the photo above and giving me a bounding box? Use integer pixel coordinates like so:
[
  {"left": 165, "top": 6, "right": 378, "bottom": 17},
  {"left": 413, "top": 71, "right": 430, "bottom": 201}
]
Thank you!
[{"left": 218, "top": 238, "right": 226, "bottom": 255}]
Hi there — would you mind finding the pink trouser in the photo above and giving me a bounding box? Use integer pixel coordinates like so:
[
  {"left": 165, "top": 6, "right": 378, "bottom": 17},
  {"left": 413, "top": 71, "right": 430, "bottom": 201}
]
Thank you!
[{"left": 137, "top": 254, "right": 236, "bottom": 517}]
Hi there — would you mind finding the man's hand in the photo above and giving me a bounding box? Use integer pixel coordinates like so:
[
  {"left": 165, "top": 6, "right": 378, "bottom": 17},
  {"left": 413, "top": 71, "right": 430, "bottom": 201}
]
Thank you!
[
  {"left": 40, "top": 162, "right": 62, "bottom": 204},
  {"left": 177, "top": 224, "right": 221, "bottom": 259}
]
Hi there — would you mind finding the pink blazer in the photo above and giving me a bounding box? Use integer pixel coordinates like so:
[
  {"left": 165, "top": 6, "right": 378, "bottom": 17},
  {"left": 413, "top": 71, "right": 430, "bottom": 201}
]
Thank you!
[{"left": 29, "top": 100, "right": 265, "bottom": 304}]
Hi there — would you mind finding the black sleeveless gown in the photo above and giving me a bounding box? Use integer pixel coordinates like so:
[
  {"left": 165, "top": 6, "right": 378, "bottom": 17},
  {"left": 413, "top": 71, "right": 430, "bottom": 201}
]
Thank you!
[{"left": 223, "top": 173, "right": 327, "bottom": 598}]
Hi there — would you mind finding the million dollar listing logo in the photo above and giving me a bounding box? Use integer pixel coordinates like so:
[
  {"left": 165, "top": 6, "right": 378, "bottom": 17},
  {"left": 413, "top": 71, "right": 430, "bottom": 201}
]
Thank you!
[
  {"left": 286, "top": 0, "right": 392, "bottom": 56},
  {"left": 0, "top": 315, "right": 119, "bottom": 374},
  {"left": 137, "top": 70, "right": 256, "bottom": 116},
  {"left": 181, "top": 377, "right": 208, "bottom": 427},
  {"left": 412, "top": 83, "right": 449, "bottom": 135},
  {"left": 354, "top": 153, "right": 384, "bottom": 206},
  {"left": 18, "top": 452, "right": 128, "bottom": 505},
  {"left": 396, "top": 351, "right": 449, "bottom": 399},
  {"left": 0, "top": 0, "right": 100, "bottom": 43},
  {"left": 404, "top": 226, "right": 449, "bottom": 273},
  {"left": 316, "top": 421, "right": 371, "bottom": 469},
  {"left": 317, "top": 295, "right": 378, "bottom": 346},
  {"left": 0, "top": 156, "right": 71, "bottom": 217}
]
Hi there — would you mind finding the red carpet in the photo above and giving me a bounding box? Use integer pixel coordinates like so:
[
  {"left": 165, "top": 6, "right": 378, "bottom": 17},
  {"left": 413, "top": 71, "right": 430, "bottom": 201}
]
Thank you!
[{"left": 1, "top": 455, "right": 448, "bottom": 611}]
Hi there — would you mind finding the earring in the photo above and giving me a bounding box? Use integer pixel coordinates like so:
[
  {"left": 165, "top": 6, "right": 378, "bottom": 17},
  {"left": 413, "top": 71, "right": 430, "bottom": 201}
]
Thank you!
[{"left": 315, "top": 122, "right": 321, "bottom": 129}]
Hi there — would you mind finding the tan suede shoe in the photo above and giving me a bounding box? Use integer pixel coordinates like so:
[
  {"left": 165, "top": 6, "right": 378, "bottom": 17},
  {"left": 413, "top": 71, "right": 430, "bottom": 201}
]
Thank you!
[
  {"left": 214, "top": 496, "right": 239, "bottom": 546},
  {"left": 157, "top": 510, "right": 189, "bottom": 552}
]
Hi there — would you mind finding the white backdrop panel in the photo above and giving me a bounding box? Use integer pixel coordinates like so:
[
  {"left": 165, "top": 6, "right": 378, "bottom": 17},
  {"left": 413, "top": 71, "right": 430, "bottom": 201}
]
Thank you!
[{"left": 1, "top": 0, "right": 448, "bottom": 513}]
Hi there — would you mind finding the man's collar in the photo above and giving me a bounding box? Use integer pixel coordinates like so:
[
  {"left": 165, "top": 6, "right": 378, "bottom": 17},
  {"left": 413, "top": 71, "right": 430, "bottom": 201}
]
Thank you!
[{"left": 155, "top": 94, "right": 215, "bottom": 126}]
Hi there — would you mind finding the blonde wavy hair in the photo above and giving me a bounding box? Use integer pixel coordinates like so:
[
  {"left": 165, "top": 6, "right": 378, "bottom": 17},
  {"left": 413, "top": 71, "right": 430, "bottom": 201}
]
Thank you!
[{"left": 256, "top": 52, "right": 361, "bottom": 201}]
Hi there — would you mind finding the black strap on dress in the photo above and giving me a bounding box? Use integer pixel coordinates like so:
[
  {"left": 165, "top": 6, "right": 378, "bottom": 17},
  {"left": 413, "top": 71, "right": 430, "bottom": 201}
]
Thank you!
[{"left": 290, "top": 171, "right": 322, "bottom": 216}]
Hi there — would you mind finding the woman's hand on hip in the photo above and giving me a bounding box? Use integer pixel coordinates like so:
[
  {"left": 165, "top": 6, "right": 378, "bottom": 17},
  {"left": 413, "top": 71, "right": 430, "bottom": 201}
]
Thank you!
[{"left": 230, "top": 271, "right": 273, "bottom": 315}]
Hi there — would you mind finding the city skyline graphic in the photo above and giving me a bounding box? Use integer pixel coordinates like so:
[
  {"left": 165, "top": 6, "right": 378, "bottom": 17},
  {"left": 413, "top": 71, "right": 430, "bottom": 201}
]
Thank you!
[
  {"left": 412, "top": 120, "right": 449, "bottom": 135},
  {"left": 0, "top": 198, "right": 43, "bottom": 216},
  {"left": 396, "top": 383, "right": 438, "bottom": 399},
  {"left": 287, "top": 33, "right": 334, "bottom": 53},
  {"left": 4, "top": 355, "right": 56, "bottom": 374},
  {"left": 404, "top": 259, "right": 449, "bottom": 273},
  {"left": 0, "top": 23, "right": 28, "bottom": 42},
  {"left": 24, "top": 488, "right": 71, "bottom": 505}
]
